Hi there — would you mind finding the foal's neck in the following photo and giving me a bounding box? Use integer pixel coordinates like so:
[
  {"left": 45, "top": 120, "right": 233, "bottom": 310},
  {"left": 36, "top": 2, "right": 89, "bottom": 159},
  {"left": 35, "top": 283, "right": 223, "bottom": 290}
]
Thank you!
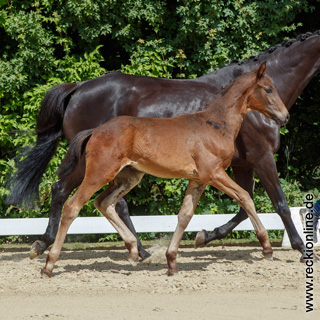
[
  {"left": 205, "top": 76, "right": 253, "bottom": 121},
  {"left": 199, "top": 75, "right": 255, "bottom": 141}
]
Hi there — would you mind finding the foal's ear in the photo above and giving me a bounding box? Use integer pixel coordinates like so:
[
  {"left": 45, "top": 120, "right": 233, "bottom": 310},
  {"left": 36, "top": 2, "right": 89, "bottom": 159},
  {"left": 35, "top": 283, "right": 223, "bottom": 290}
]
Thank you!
[{"left": 257, "top": 61, "right": 267, "bottom": 79}]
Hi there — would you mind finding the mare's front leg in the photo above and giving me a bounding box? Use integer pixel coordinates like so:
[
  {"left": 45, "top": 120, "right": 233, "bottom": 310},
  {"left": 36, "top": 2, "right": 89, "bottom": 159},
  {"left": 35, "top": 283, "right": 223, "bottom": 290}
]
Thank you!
[
  {"left": 253, "top": 154, "right": 305, "bottom": 257},
  {"left": 206, "top": 169, "right": 273, "bottom": 258},
  {"left": 195, "top": 166, "right": 254, "bottom": 247},
  {"left": 166, "top": 181, "right": 205, "bottom": 275},
  {"left": 197, "top": 153, "right": 307, "bottom": 259}
]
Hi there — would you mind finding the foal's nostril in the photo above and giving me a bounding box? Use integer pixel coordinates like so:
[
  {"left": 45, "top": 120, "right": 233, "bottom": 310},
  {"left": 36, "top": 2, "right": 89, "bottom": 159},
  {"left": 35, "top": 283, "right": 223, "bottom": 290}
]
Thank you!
[{"left": 286, "top": 113, "right": 290, "bottom": 123}]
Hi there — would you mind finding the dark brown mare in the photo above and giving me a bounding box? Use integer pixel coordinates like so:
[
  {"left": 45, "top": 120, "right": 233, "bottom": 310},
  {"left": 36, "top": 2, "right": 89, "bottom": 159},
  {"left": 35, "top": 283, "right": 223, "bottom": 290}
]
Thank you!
[
  {"left": 7, "top": 31, "right": 320, "bottom": 261},
  {"left": 41, "top": 64, "right": 289, "bottom": 277}
]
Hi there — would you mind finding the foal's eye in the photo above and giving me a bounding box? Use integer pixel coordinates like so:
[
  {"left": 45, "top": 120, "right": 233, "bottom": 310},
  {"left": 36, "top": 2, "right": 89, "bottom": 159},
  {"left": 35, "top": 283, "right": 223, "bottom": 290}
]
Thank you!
[{"left": 265, "top": 88, "right": 272, "bottom": 93}]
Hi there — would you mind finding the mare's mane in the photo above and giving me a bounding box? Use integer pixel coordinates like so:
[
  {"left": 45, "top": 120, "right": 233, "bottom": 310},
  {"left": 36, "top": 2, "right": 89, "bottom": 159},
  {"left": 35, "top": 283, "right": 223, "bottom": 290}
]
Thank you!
[{"left": 225, "top": 30, "right": 320, "bottom": 68}]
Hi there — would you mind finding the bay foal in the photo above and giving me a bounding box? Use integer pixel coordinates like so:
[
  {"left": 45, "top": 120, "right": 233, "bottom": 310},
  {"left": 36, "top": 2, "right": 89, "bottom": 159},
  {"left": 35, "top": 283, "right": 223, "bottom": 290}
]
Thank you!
[{"left": 42, "top": 63, "right": 289, "bottom": 277}]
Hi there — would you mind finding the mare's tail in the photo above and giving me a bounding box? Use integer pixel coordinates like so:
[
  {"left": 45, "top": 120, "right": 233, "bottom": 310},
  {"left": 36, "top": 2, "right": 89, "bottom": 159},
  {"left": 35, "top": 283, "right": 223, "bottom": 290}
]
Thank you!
[
  {"left": 6, "top": 83, "right": 79, "bottom": 208},
  {"left": 57, "top": 129, "right": 94, "bottom": 180}
]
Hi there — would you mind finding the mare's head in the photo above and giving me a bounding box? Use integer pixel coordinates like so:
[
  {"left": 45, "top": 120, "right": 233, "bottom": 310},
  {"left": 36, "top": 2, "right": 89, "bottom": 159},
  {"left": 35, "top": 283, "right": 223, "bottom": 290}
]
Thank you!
[{"left": 246, "top": 62, "right": 289, "bottom": 126}]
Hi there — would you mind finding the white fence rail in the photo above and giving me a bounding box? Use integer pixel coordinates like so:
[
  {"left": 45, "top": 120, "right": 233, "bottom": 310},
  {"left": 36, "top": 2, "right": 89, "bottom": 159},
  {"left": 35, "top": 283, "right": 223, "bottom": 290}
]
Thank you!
[
  {"left": 1, "top": 211, "right": 292, "bottom": 236},
  {"left": 2, "top": 207, "right": 319, "bottom": 248}
]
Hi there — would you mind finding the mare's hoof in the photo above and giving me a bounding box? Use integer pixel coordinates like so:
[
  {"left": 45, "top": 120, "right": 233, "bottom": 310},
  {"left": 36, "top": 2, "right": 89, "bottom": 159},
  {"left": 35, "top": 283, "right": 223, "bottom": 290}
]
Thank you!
[
  {"left": 30, "top": 240, "right": 47, "bottom": 259},
  {"left": 139, "top": 249, "right": 151, "bottom": 262},
  {"left": 300, "top": 252, "right": 320, "bottom": 263},
  {"left": 194, "top": 230, "right": 207, "bottom": 249},
  {"left": 40, "top": 268, "right": 52, "bottom": 278}
]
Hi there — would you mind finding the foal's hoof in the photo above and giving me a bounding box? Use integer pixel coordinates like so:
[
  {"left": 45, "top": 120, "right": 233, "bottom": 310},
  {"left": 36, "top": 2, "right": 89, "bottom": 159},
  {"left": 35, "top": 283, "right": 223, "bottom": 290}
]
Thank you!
[
  {"left": 167, "top": 268, "right": 178, "bottom": 277},
  {"left": 262, "top": 249, "right": 273, "bottom": 261},
  {"left": 40, "top": 268, "right": 52, "bottom": 278},
  {"left": 194, "top": 230, "right": 207, "bottom": 249},
  {"left": 128, "top": 255, "right": 139, "bottom": 267},
  {"left": 263, "top": 253, "right": 273, "bottom": 261},
  {"left": 30, "top": 240, "right": 47, "bottom": 259}
]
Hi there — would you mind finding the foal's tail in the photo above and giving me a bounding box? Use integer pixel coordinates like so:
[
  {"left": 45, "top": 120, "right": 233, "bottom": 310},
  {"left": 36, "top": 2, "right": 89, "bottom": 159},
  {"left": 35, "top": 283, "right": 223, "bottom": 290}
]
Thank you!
[
  {"left": 6, "top": 83, "right": 79, "bottom": 208},
  {"left": 57, "top": 129, "right": 94, "bottom": 181}
]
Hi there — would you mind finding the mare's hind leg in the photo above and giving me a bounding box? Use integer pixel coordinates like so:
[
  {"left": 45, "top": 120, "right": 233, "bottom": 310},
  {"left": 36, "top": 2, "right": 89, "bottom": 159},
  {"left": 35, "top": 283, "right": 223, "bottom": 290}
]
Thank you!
[
  {"left": 166, "top": 181, "right": 205, "bottom": 276},
  {"left": 30, "top": 160, "right": 85, "bottom": 259},
  {"left": 204, "top": 169, "right": 273, "bottom": 258},
  {"left": 40, "top": 158, "right": 122, "bottom": 277},
  {"left": 41, "top": 181, "right": 103, "bottom": 277},
  {"left": 94, "top": 167, "right": 145, "bottom": 263},
  {"left": 31, "top": 157, "right": 150, "bottom": 260}
]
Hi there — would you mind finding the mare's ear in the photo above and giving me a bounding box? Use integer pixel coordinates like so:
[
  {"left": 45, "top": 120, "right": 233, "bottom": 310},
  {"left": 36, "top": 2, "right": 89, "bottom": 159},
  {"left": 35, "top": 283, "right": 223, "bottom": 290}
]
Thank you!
[{"left": 257, "top": 61, "right": 267, "bottom": 79}]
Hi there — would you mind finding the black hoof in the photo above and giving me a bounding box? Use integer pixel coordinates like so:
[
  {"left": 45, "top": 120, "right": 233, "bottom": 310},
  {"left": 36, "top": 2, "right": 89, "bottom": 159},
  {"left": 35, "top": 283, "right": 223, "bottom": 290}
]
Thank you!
[
  {"left": 29, "top": 240, "right": 47, "bottom": 259},
  {"left": 194, "top": 229, "right": 208, "bottom": 248},
  {"left": 300, "top": 252, "right": 320, "bottom": 263},
  {"left": 139, "top": 249, "right": 151, "bottom": 262}
]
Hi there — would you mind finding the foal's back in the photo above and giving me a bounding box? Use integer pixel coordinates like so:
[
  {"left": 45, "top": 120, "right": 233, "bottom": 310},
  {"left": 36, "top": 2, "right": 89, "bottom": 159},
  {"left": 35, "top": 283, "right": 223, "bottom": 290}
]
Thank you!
[{"left": 86, "top": 112, "right": 231, "bottom": 181}]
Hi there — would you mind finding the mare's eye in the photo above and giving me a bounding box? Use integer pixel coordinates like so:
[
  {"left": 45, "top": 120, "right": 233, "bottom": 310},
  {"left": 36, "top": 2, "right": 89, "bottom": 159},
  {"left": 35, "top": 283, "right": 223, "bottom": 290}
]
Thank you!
[{"left": 265, "top": 88, "right": 272, "bottom": 93}]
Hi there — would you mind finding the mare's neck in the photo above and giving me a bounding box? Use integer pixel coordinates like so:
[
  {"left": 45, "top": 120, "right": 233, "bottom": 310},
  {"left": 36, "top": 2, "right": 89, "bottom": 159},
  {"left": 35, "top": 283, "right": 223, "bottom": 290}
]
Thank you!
[
  {"left": 267, "top": 35, "right": 320, "bottom": 110},
  {"left": 197, "top": 34, "right": 320, "bottom": 111}
]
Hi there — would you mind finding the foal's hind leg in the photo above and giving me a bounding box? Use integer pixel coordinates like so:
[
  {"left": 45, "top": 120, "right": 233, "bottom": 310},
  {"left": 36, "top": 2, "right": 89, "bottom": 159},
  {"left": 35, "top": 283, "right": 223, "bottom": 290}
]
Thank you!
[
  {"left": 203, "top": 169, "right": 273, "bottom": 258},
  {"left": 40, "top": 160, "right": 119, "bottom": 277},
  {"left": 94, "top": 167, "right": 145, "bottom": 264},
  {"left": 30, "top": 160, "right": 86, "bottom": 259},
  {"left": 41, "top": 181, "right": 103, "bottom": 277},
  {"left": 166, "top": 181, "right": 205, "bottom": 276},
  {"left": 31, "top": 158, "right": 149, "bottom": 260},
  {"left": 116, "top": 197, "right": 151, "bottom": 260}
]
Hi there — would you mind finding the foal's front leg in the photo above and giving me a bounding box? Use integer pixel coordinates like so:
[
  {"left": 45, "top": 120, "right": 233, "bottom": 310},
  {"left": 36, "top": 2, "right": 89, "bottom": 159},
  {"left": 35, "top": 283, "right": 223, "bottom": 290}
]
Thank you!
[
  {"left": 166, "top": 181, "right": 205, "bottom": 276},
  {"left": 203, "top": 169, "right": 273, "bottom": 258},
  {"left": 195, "top": 166, "right": 254, "bottom": 247}
]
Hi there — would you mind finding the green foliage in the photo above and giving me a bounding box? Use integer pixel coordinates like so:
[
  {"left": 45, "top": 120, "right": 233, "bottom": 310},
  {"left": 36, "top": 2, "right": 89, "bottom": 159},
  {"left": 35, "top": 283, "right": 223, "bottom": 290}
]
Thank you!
[
  {"left": 1, "top": 0, "right": 319, "bottom": 225},
  {"left": 121, "top": 39, "right": 174, "bottom": 78}
]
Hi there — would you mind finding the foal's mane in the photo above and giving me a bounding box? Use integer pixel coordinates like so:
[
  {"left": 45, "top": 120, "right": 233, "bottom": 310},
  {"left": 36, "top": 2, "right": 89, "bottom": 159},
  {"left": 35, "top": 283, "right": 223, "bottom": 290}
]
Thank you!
[{"left": 207, "top": 70, "right": 257, "bottom": 105}]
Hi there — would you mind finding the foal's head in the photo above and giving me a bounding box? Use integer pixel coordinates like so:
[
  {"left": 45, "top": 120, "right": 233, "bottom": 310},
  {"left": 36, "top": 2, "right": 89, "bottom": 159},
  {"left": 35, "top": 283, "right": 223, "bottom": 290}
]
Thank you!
[{"left": 247, "top": 62, "right": 289, "bottom": 126}]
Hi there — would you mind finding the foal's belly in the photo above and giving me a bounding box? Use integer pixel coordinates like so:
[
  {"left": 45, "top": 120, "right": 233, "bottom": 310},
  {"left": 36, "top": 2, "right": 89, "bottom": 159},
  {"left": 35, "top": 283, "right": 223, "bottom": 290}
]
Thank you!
[{"left": 130, "top": 161, "right": 199, "bottom": 180}]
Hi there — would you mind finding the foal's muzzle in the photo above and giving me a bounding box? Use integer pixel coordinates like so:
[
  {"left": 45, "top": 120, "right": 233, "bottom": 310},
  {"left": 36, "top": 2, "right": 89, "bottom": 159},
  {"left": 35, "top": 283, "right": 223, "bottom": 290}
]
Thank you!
[
  {"left": 275, "top": 112, "right": 290, "bottom": 127},
  {"left": 282, "top": 112, "right": 290, "bottom": 126}
]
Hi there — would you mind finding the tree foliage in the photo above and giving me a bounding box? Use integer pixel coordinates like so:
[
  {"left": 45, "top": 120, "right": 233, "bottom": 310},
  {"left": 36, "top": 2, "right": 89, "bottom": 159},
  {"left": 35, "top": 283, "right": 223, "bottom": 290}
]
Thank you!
[{"left": 1, "top": 0, "right": 319, "bottom": 219}]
